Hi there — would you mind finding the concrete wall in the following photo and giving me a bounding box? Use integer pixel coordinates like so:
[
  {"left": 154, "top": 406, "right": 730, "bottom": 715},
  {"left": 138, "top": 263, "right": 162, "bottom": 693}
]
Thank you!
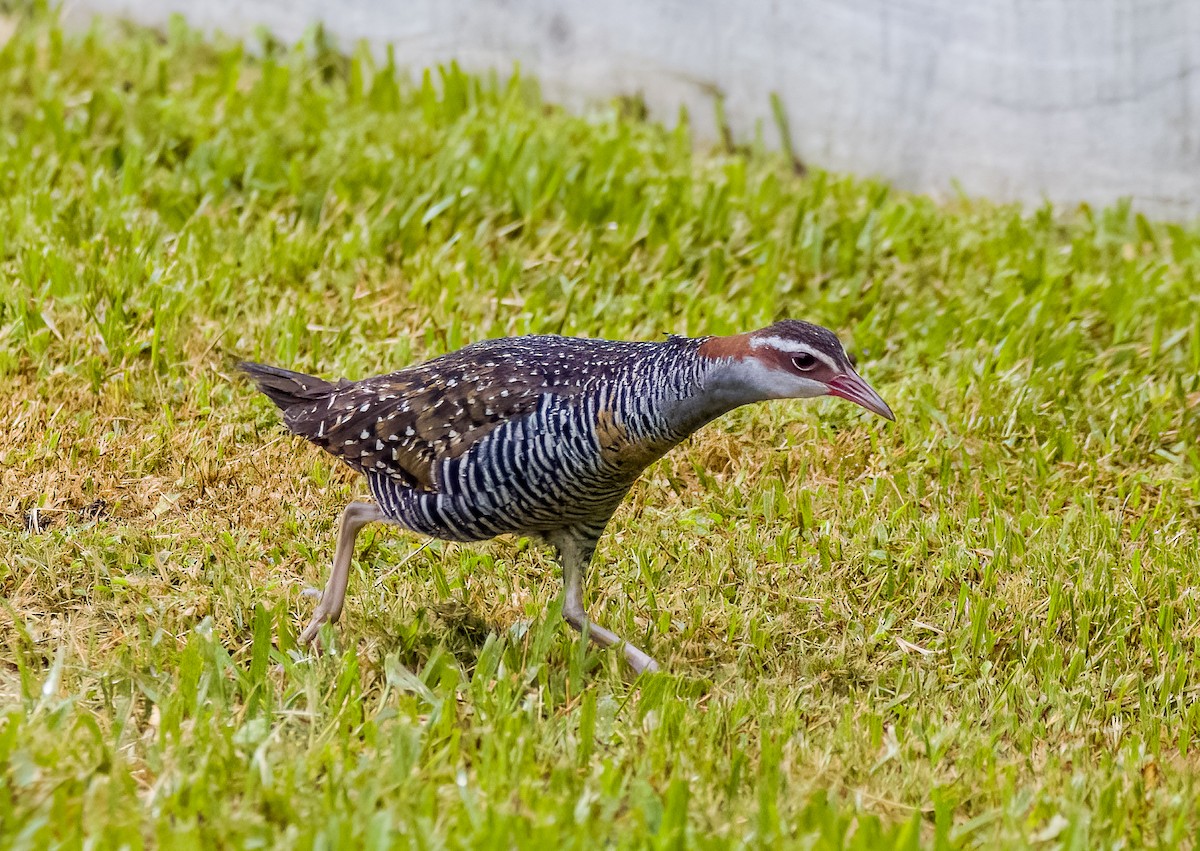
[{"left": 70, "top": 1, "right": 1200, "bottom": 220}]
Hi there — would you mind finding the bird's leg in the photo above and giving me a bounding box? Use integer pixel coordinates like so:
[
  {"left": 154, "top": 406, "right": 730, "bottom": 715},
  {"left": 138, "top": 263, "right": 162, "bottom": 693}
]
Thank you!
[
  {"left": 299, "top": 501, "right": 387, "bottom": 644},
  {"left": 555, "top": 533, "right": 661, "bottom": 674}
]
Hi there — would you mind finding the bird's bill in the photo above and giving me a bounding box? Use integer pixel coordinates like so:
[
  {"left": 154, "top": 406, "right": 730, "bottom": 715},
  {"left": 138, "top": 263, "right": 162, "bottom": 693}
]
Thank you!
[{"left": 826, "top": 371, "right": 895, "bottom": 421}]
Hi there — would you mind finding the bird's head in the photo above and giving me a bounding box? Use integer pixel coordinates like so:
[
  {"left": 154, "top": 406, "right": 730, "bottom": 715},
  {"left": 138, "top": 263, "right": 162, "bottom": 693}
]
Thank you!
[{"left": 697, "top": 319, "right": 895, "bottom": 421}]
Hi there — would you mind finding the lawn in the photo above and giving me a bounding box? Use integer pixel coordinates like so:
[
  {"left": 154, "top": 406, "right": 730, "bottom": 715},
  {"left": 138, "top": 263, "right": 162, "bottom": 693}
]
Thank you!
[{"left": 2, "top": 8, "right": 1199, "bottom": 849}]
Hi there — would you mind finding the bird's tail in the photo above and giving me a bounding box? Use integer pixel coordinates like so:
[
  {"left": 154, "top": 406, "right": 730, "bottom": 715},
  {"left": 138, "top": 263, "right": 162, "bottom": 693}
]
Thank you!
[{"left": 238, "top": 361, "right": 338, "bottom": 412}]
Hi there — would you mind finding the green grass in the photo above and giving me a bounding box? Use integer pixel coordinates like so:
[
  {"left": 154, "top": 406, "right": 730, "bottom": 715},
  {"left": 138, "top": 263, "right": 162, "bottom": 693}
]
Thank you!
[{"left": 2, "top": 7, "right": 1200, "bottom": 848}]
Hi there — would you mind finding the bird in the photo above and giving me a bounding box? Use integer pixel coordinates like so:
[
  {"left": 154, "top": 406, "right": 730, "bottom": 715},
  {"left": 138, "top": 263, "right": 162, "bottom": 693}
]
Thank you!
[{"left": 240, "top": 320, "right": 893, "bottom": 674}]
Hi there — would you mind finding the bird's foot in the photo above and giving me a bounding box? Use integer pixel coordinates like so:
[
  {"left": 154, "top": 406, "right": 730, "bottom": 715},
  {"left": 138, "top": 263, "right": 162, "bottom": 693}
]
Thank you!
[
  {"left": 624, "top": 644, "right": 662, "bottom": 676},
  {"left": 298, "top": 596, "right": 337, "bottom": 645},
  {"left": 563, "top": 609, "right": 662, "bottom": 674}
]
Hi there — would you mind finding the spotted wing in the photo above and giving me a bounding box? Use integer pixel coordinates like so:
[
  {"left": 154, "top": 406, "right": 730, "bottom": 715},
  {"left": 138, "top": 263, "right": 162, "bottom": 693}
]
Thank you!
[{"left": 282, "top": 357, "right": 566, "bottom": 490}]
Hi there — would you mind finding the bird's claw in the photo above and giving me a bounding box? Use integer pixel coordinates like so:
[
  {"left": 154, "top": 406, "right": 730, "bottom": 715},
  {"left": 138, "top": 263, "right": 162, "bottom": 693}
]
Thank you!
[
  {"left": 299, "top": 603, "right": 334, "bottom": 645},
  {"left": 627, "top": 653, "right": 661, "bottom": 676}
]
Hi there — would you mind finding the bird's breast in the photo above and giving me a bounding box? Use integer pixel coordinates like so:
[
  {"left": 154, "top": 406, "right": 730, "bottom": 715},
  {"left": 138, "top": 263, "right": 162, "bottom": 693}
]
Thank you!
[{"left": 594, "top": 406, "right": 678, "bottom": 476}]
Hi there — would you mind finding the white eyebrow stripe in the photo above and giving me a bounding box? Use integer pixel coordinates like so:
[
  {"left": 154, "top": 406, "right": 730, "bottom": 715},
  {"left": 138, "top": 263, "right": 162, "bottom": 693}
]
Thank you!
[{"left": 749, "top": 336, "right": 839, "bottom": 370}]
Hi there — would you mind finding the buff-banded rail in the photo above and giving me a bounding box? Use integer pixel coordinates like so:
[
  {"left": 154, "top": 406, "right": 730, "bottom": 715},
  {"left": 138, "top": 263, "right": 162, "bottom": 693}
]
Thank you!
[{"left": 241, "top": 320, "right": 894, "bottom": 674}]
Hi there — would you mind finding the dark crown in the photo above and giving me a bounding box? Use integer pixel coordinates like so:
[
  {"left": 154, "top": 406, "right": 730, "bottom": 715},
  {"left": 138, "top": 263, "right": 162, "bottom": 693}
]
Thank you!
[{"left": 758, "top": 320, "right": 846, "bottom": 357}]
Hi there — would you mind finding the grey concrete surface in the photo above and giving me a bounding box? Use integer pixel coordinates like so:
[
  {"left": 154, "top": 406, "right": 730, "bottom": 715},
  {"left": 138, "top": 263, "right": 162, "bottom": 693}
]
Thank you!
[{"left": 67, "top": 0, "right": 1200, "bottom": 219}]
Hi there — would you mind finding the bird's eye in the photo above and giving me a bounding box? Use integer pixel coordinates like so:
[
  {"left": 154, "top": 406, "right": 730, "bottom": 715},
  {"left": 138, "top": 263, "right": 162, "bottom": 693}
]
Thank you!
[{"left": 792, "top": 353, "right": 817, "bottom": 371}]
